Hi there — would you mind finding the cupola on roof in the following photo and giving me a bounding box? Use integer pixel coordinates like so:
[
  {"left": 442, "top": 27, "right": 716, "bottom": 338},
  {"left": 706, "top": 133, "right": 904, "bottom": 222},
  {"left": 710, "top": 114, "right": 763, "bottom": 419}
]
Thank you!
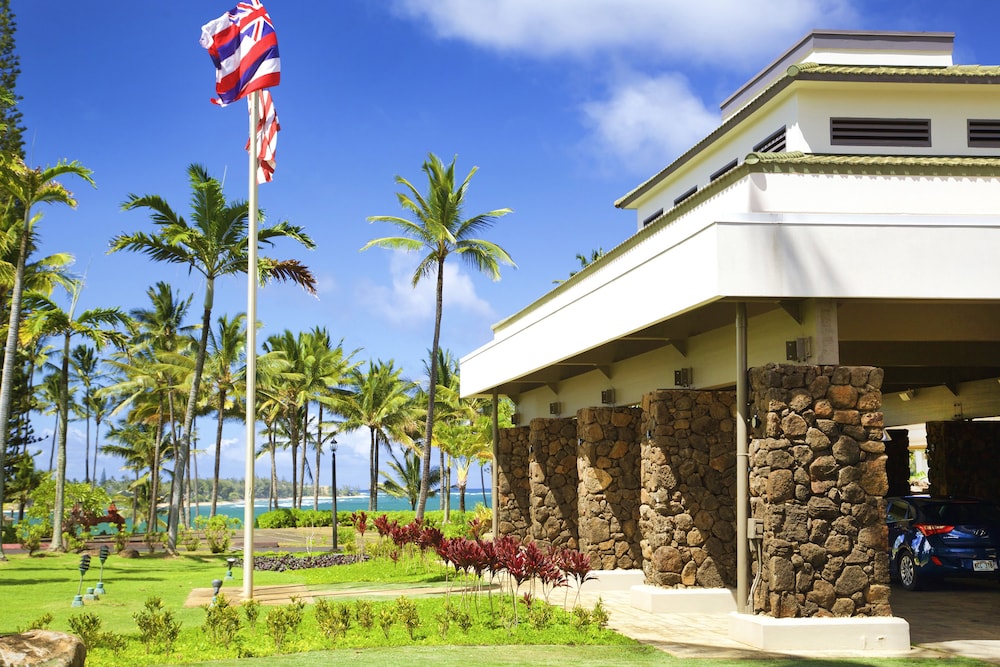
[{"left": 721, "top": 30, "right": 955, "bottom": 120}]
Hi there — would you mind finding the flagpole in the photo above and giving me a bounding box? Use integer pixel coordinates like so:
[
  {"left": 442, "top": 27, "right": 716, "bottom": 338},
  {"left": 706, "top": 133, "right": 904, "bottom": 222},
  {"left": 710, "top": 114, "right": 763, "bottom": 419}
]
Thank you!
[{"left": 243, "top": 89, "right": 260, "bottom": 601}]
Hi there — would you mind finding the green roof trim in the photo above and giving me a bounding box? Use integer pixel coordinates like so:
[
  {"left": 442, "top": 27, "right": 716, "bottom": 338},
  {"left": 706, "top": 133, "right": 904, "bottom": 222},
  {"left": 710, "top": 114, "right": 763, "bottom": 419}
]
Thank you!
[
  {"left": 494, "top": 153, "right": 1000, "bottom": 333},
  {"left": 615, "top": 63, "right": 1000, "bottom": 209}
]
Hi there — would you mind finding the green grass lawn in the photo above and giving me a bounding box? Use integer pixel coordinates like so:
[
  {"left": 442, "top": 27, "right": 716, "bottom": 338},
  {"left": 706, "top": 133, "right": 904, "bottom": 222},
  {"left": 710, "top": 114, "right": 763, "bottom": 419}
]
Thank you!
[{"left": 0, "top": 545, "right": 992, "bottom": 667}]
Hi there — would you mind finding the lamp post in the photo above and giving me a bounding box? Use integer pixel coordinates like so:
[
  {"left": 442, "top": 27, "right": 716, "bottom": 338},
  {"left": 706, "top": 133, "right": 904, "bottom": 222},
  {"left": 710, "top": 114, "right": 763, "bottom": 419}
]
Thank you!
[
  {"left": 95, "top": 545, "right": 109, "bottom": 595},
  {"left": 211, "top": 579, "right": 223, "bottom": 606},
  {"left": 72, "top": 554, "right": 91, "bottom": 607},
  {"left": 225, "top": 557, "right": 237, "bottom": 580},
  {"left": 330, "top": 437, "right": 338, "bottom": 552}
]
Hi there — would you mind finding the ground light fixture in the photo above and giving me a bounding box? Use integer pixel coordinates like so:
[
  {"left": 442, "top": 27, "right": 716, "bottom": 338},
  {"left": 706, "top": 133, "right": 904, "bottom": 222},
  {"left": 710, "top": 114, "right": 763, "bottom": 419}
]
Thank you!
[
  {"left": 95, "top": 545, "right": 110, "bottom": 595},
  {"left": 225, "top": 556, "right": 237, "bottom": 580},
  {"left": 72, "top": 554, "right": 91, "bottom": 607},
  {"left": 211, "top": 579, "right": 223, "bottom": 606}
]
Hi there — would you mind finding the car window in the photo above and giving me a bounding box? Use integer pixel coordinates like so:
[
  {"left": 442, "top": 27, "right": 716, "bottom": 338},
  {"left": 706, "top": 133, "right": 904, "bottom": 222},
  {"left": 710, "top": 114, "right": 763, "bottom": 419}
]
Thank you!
[
  {"left": 886, "top": 500, "right": 911, "bottom": 523},
  {"left": 923, "top": 500, "right": 1000, "bottom": 524}
]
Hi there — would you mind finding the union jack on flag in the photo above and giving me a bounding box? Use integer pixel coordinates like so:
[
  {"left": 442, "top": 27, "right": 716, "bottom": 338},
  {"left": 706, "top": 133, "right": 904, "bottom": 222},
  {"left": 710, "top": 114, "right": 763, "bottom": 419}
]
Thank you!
[
  {"left": 247, "top": 89, "right": 280, "bottom": 184},
  {"left": 200, "top": 0, "right": 280, "bottom": 107}
]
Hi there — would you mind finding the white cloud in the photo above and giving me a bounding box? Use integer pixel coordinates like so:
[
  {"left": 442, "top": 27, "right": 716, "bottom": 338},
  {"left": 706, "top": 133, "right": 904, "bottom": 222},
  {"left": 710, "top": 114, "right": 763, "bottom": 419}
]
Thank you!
[
  {"left": 392, "top": 0, "right": 857, "bottom": 64},
  {"left": 357, "top": 250, "right": 495, "bottom": 326},
  {"left": 582, "top": 73, "right": 718, "bottom": 173}
]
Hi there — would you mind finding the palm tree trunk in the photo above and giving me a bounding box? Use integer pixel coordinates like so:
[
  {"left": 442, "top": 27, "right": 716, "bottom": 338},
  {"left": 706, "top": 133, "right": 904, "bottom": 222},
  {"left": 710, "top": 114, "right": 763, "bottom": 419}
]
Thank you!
[
  {"left": 168, "top": 278, "right": 214, "bottom": 552},
  {"left": 299, "top": 404, "right": 309, "bottom": 510},
  {"left": 84, "top": 407, "right": 91, "bottom": 484},
  {"left": 269, "top": 433, "right": 278, "bottom": 511},
  {"left": 313, "top": 404, "right": 323, "bottom": 511},
  {"left": 92, "top": 415, "right": 102, "bottom": 490},
  {"left": 149, "top": 397, "right": 164, "bottom": 535},
  {"left": 416, "top": 258, "right": 445, "bottom": 520},
  {"left": 49, "top": 332, "right": 72, "bottom": 551},
  {"left": 0, "top": 222, "right": 30, "bottom": 559},
  {"left": 211, "top": 388, "right": 226, "bottom": 517},
  {"left": 368, "top": 427, "right": 378, "bottom": 512}
]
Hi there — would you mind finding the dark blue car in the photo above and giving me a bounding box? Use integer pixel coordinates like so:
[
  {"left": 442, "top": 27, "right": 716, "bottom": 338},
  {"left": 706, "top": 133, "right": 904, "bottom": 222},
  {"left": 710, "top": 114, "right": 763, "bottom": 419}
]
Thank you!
[{"left": 886, "top": 496, "right": 1000, "bottom": 590}]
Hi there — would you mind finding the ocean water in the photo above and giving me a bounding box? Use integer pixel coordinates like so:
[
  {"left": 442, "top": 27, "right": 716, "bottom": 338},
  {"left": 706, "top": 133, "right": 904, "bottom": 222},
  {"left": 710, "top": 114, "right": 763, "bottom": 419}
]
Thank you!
[{"left": 189, "top": 489, "right": 492, "bottom": 525}]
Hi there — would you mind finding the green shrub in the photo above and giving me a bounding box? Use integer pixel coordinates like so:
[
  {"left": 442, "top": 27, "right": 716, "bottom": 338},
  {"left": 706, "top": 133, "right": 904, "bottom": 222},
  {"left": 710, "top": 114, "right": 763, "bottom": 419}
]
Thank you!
[
  {"left": 295, "top": 508, "right": 331, "bottom": 527},
  {"left": 181, "top": 528, "right": 201, "bottom": 551},
  {"left": 134, "top": 596, "right": 181, "bottom": 655},
  {"left": 113, "top": 527, "right": 132, "bottom": 552},
  {"left": 202, "top": 593, "right": 241, "bottom": 644},
  {"left": 195, "top": 514, "right": 240, "bottom": 553},
  {"left": 15, "top": 521, "right": 45, "bottom": 555},
  {"left": 354, "top": 599, "right": 374, "bottom": 630},
  {"left": 68, "top": 612, "right": 103, "bottom": 649},
  {"left": 17, "top": 613, "right": 53, "bottom": 632},
  {"left": 395, "top": 596, "right": 420, "bottom": 640},
  {"left": 242, "top": 598, "right": 261, "bottom": 628},
  {"left": 256, "top": 508, "right": 296, "bottom": 529}
]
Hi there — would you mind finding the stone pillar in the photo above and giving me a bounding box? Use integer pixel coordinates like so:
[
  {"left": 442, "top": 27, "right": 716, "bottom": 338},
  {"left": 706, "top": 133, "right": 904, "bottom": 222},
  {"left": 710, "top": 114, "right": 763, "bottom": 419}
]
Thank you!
[
  {"left": 639, "top": 390, "right": 737, "bottom": 588},
  {"left": 748, "top": 364, "right": 891, "bottom": 618},
  {"left": 926, "top": 421, "right": 1000, "bottom": 503},
  {"left": 497, "top": 426, "right": 531, "bottom": 541},
  {"left": 577, "top": 407, "right": 642, "bottom": 569},
  {"left": 884, "top": 429, "right": 910, "bottom": 497},
  {"left": 528, "top": 417, "right": 579, "bottom": 549}
]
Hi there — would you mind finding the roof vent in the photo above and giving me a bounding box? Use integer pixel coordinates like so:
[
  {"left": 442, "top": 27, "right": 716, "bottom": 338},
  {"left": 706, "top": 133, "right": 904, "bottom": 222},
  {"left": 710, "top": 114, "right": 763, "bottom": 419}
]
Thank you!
[
  {"left": 968, "top": 119, "right": 1000, "bottom": 147},
  {"left": 753, "top": 127, "right": 786, "bottom": 153},
  {"left": 831, "top": 118, "right": 930, "bottom": 146},
  {"left": 710, "top": 159, "right": 738, "bottom": 181},
  {"left": 673, "top": 186, "right": 697, "bottom": 207}
]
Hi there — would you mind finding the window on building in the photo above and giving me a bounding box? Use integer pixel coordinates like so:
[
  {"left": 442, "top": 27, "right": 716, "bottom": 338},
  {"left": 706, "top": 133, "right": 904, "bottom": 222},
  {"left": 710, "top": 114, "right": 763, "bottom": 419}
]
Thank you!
[
  {"left": 830, "top": 118, "right": 931, "bottom": 147},
  {"left": 753, "top": 127, "right": 786, "bottom": 153},
  {"left": 968, "top": 119, "right": 1000, "bottom": 147}
]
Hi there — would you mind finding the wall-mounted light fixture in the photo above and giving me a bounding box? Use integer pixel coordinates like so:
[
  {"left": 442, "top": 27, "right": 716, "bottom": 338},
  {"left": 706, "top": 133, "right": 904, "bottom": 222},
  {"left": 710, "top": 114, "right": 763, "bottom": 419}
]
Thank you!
[
  {"left": 785, "top": 337, "right": 812, "bottom": 362},
  {"left": 549, "top": 402, "right": 561, "bottom": 415},
  {"left": 899, "top": 389, "right": 916, "bottom": 402},
  {"left": 674, "top": 368, "right": 693, "bottom": 387},
  {"left": 600, "top": 389, "right": 615, "bottom": 405}
]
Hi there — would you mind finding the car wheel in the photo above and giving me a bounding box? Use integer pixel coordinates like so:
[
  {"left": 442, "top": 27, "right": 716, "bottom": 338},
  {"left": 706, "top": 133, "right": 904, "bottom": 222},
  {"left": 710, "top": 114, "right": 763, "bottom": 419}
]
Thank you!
[{"left": 898, "top": 551, "right": 921, "bottom": 591}]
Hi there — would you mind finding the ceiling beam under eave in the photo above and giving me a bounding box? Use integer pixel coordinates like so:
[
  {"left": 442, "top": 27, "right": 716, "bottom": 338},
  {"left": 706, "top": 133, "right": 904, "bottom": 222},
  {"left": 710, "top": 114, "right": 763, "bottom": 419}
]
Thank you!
[
  {"left": 670, "top": 338, "right": 688, "bottom": 357},
  {"left": 779, "top": 299, "right": 805, "bottom": 324}
]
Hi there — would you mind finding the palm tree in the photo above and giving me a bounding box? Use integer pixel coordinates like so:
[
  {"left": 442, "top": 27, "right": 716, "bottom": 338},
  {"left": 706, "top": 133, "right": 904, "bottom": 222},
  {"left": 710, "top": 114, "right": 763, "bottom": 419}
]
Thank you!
[
  {"left": 111, "top": 163, "right": 317, "bottom": 552},
  {"left": 338, "top": 360, "right": 418, "bottom": 511},
  {"left": 379, "top": 447, "right": 440, "bottom": 511},
  {"left": 297, "top": 328, "right": 357, "bottom": 509},
  {"left": 553, "top": 248, "right": 606, "bottom": 284},
  {"left": 204, "top": 313, "right": 245, "bottom": 516},
  {"left": 21, "top": 283, "right": 130, "bottom": 551},
  {"left": 363, "top": 153, "right": 514, "bottom": 519},
  {"left": 0, "top": 157, "right": 93, "bottom": 559},
  {"left": 69, "top": 344, "right": 99, "bottom": 484},
  {"left": 104, "top": 281, "right": 195, "bottom": 536}
]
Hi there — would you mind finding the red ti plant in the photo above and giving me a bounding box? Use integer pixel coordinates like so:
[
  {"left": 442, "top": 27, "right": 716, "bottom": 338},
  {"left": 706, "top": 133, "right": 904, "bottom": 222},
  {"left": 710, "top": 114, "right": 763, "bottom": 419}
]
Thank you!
[
  {"left": 555, "top": 547, "right": 596, "bottom": 606},
  {"left": 467, "top": 516, "right": 488, "bottom": 541},
  {"left": 373, "top": 513, "right": 395, "bottom": 539},
  {"left": 350, "top": 511, "right": 368, "bottom": 556}
]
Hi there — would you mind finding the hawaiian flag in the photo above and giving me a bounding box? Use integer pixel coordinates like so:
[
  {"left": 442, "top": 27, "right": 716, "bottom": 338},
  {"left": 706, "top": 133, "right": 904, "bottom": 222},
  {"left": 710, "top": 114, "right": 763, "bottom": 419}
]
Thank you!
[
  {"left": 247, "top": 89, "right": 280, "bottom": 184},
  {"left": 200, "top": 1, "right": 280, "bottom": 107}
]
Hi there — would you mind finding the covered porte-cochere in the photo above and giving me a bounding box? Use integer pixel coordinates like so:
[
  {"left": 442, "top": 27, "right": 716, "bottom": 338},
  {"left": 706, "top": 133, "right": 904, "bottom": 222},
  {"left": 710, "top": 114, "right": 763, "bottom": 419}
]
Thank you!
[{"left": 460, "top": 30, "right": 1000, "bottom": 652}]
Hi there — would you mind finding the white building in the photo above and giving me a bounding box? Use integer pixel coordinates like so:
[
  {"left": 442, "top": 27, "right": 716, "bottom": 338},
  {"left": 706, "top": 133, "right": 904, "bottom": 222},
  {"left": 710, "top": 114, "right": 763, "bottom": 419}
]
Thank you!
[
  {"left": 461, "top": 30, "right": 1000, "bottom": 653},
  {"left": 462, "top": 30, "right": 1000, "bottom": 428}
]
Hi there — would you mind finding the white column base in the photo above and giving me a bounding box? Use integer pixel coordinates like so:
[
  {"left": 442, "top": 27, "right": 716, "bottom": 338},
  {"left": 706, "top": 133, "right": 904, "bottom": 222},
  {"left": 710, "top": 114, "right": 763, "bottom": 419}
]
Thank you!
[
  {"left": 630, "top": 585, "right": 737, "bottom": 613},
  {"left": 728, "top": 612, "right": 911, "bottom": 653}
]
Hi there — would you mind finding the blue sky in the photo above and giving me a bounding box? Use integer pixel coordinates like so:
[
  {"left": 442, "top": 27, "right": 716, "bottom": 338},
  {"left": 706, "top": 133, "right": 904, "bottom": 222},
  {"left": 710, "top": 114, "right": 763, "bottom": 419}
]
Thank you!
[{"left": 13, "top": 0, "right": 1000, "bottom": 489}]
